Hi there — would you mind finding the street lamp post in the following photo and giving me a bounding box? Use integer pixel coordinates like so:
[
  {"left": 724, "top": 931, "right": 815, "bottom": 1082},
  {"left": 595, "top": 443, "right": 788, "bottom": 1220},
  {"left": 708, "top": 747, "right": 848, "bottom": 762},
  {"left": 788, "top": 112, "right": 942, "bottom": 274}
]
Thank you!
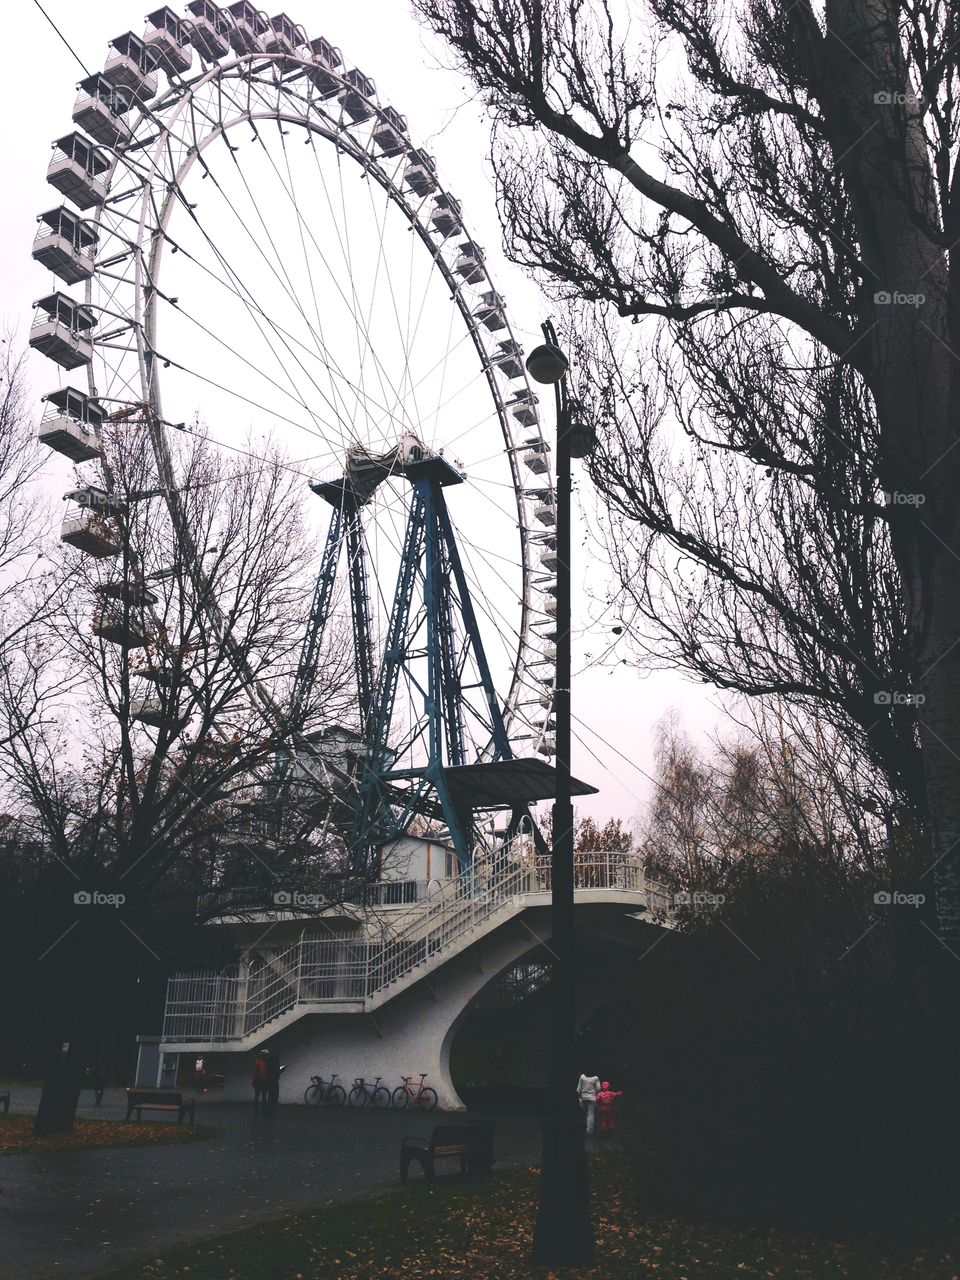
[{"left": 527, "top": 321, "right": 596, "bottom": 1266}]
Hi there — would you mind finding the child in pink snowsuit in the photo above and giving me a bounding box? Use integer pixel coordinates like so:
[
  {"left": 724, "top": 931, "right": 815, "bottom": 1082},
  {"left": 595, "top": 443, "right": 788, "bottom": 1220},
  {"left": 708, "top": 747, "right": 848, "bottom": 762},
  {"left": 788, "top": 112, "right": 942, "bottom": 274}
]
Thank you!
[{"left": 596, "top": 1082, "right": 622, "bottom": 1133}]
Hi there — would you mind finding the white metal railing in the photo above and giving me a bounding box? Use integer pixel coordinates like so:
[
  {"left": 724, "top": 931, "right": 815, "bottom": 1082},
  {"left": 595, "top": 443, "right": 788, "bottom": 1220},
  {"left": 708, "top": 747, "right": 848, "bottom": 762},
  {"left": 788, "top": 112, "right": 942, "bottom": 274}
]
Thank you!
[{"left": 163, "top": 846, "right": 667, "bottom": 1043}]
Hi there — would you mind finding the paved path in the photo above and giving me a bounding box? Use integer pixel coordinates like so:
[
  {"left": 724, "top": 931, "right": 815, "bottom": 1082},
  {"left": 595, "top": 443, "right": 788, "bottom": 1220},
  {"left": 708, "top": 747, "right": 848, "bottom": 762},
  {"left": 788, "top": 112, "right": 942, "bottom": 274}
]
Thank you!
[{"left": 0, "top": 1087, "right": 558, "bottom": 1280}]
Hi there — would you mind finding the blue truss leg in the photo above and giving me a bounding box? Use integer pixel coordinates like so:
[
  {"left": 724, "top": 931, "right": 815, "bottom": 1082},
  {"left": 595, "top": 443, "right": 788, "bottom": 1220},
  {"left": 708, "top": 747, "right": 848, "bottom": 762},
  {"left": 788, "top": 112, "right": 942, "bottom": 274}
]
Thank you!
[
  {"left": 348, "top": 489, "right": 428, "bottom": 878},
  {"left": 435, "top": 494, "right": 513, "bottom": 760}
]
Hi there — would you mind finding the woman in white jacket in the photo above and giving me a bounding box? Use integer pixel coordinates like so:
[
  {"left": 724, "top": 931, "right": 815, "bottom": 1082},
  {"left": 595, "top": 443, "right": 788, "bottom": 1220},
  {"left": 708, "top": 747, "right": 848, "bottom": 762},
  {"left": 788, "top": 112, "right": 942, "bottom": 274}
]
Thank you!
[{"left": 577, "top": 1070, "right": 601, "bottom": 1134}]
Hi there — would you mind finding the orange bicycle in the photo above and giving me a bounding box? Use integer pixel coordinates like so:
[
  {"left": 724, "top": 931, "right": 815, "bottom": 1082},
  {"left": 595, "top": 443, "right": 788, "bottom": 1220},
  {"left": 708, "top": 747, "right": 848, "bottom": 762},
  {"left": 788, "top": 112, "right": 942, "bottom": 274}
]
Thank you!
[{"left": 391, "top": 1072, "right": 438, "bottom": 1110}]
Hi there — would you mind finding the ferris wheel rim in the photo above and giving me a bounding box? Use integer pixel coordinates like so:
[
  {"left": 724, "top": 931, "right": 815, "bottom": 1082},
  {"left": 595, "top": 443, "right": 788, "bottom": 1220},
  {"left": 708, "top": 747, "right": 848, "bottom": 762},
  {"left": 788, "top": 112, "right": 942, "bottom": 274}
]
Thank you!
[{"left": 46, "top": 29, "right": 557, "bottom": 760}]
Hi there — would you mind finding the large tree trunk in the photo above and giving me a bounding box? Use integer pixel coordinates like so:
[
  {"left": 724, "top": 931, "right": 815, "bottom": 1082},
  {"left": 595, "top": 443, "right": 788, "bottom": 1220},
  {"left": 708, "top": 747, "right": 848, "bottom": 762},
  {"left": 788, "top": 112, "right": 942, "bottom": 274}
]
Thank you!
[
  {"left": 33, "top": 1019, "right": 94, "bottom": 1136},
  {"left": 825, "top": 0, "right": 960, "bottom": 944}
]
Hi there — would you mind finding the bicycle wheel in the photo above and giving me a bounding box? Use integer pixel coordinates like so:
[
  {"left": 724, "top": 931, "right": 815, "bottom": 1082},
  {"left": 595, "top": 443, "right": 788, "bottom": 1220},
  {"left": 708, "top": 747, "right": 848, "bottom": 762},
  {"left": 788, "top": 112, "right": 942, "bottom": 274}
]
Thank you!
[
  {"left": 417, "top": 1087, "right": 439, "bottom": 1111},
  {"left": 327, "top": 1085, "right": 346, "bottom": 1108},
  {"left": 349, "top": 1085, "right": 368, "bottom": 1108},
  {"left": 391, "top": 1086, "right": 409, "bottom": 1109},
  {"left": 372, "top": 1086, "right": 391, "bottom": 1109},
  {"left": 304, "top": 1084, "right": 322, "bottom": 1106}
]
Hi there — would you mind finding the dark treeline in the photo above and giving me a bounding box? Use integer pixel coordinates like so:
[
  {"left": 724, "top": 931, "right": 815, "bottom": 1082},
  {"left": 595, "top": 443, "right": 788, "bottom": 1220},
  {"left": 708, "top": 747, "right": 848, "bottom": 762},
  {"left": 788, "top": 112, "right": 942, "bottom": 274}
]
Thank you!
[
  {"left": 592, "top": 714, "right": 955, "bottom": 1225},
  {"left": 0, "top": 821, "right": 235, "bottom": 1081}
]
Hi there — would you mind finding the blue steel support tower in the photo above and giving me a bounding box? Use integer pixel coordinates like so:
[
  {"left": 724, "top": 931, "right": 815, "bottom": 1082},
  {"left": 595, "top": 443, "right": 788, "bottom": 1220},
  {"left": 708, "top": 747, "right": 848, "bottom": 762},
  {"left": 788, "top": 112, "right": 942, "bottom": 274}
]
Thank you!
[
  {"left": 288, "top": 441, "right": 559, "bottom": 882},
  {"left": 348, "top": 452, "right": 514, "bottom": 877}
]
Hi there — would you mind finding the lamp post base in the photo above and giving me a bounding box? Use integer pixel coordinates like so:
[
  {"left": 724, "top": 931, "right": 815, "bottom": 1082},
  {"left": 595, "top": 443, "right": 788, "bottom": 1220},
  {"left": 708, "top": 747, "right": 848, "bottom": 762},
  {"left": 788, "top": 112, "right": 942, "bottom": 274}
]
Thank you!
[{"left": 531, "top": 1109, "right": 596, "bottom": 1265}]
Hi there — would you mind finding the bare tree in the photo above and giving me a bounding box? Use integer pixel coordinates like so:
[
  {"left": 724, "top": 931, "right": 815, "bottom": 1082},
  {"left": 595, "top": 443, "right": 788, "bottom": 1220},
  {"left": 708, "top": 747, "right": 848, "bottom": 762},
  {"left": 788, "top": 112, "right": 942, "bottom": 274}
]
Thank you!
[
  {"left": 414, "top": 0, "right": 960, "bottom": 940},
  {"left": 0, "top": 418, "right": 355, "bottom": 1132}
]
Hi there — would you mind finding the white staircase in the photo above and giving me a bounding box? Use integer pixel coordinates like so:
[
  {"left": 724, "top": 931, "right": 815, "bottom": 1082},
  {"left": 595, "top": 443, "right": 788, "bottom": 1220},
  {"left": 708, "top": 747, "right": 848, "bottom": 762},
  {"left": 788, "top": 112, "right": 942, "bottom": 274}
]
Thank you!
[{"left": 163, "top": 850, "right": 671, "bottom": 1050}]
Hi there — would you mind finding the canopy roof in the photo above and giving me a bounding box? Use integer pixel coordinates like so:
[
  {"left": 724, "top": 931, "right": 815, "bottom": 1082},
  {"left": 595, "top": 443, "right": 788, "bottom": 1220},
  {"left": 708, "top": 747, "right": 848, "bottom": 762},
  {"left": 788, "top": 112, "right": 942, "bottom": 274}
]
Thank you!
[{"left": 443, "top": 758, "right": 598, "bottom": 809}]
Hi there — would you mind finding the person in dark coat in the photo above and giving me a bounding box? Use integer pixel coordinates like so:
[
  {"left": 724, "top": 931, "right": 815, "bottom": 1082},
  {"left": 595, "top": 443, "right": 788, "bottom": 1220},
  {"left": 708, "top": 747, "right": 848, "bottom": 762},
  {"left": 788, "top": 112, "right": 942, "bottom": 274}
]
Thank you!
[
  {"left": 263, "top": 1049, "right": 281, "bottom": 1116},
  {"left": 251, "top": 1052, "right": 268, "bottom": 1115},
  {"left": 92, "top": 1062, "right": 108, "bottom": 1106}
]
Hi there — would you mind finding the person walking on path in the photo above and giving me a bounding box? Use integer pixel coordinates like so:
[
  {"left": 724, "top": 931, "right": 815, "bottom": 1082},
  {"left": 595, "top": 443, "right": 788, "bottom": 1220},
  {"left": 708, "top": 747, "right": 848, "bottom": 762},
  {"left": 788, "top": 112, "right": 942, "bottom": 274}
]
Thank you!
[
  {"left": 596, "top": 1081, "right": 622, "bottom": 1134},
  {"left": 92, "top": 1062, "right": 108, "bottom": 1106},
  {"left": 263, "top": 1050, "right": 282, "bottom": 1116},
  {"left": 577, "top": 1070, "right": 601, "bottom": 1135},
  {"left": 251, "top": 1052, "right": 268, "bottom": 1115}
]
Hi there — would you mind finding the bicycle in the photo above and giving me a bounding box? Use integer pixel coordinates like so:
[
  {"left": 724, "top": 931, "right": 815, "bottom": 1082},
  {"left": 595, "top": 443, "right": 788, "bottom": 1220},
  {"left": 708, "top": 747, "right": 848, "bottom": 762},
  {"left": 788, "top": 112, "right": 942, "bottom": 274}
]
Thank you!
[
  {"left": 348, "top": 1075, "right": 391, "bottom": 1108},
  {"left": 304, "top": 1073, "right": 345, "bottom": 1107},
  {"left": 391, "top": 1073, "right": 438, "bottom": 1110}
]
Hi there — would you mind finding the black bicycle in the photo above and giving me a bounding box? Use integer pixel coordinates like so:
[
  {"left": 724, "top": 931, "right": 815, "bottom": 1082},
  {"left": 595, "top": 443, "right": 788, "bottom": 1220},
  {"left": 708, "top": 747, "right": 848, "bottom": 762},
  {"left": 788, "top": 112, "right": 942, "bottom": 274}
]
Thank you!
[
  {"left": 304, "top": 1073, "right": 345, "bottom": 1107},
  {"left": 348, "top": 1075, "right": 391, "bottom": 1108}
]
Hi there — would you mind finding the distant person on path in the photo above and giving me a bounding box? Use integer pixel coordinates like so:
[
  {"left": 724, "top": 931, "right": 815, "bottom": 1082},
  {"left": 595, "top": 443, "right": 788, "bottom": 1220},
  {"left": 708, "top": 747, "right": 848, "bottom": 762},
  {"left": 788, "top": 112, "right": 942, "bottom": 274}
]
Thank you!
[
  {"left": 577, "top": 1070, "right": 601, "bottom": 1135},
  {"left": 596, "top": 1081, "right": 622, "bottom": 1134},
  {"left": 92, "top": 1062, "right": 108, "bottom": 1106},
  {"left": 263, "top": 1049, "right": 281, "bottom": 1116},
  {"left": 251, "top": 1052, "right": 268, "bottom": 1115}
]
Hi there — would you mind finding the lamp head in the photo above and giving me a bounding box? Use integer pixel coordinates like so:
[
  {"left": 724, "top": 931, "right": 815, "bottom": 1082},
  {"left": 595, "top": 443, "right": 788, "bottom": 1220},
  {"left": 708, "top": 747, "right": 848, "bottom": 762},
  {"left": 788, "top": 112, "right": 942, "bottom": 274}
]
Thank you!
[
  {"left": 568, "top": 416, "right": 598, "bottom": 459},
  {"left": 525, "top": 343, "right": 569, "bottom": 384}
]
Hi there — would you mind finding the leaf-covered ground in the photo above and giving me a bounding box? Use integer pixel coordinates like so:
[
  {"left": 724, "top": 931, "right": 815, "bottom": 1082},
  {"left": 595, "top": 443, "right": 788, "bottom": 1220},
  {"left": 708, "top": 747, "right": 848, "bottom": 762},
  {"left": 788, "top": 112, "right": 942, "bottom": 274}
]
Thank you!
[
  {"left": 92, "top": 1156, "right": 960, "bottom": 1279},
  {"left": 0, "top": 1112, "right": 217, "bottom": 1156}
]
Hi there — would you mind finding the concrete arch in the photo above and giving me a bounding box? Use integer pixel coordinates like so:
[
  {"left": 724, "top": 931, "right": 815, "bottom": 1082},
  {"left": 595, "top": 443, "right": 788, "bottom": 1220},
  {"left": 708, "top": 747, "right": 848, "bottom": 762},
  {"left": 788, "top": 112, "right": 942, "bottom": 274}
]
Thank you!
[{"left": 212, "top": 903, "right": 662, "bottom": 1109}]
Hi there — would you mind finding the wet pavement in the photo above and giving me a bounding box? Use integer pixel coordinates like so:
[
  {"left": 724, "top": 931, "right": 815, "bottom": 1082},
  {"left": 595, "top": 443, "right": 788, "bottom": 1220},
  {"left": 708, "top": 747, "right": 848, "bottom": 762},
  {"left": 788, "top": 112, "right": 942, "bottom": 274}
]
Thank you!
[{"left": 0, "top": 1087, "right": 555, "bottom": 1280}]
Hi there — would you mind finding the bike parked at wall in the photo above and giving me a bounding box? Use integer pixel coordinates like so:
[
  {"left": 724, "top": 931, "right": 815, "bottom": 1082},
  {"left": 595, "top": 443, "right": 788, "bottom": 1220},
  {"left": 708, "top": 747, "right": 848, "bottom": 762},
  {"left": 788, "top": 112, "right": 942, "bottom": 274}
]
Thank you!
[
  {"left": 392, "top": 1072, "right": 438, "bottom": 1110},
  {"left": 304, "top": 1073, "right": 345, "bottom": 1107},
  {"left": 349, "top": 1075, "right": 391, "bottom": 1108}
]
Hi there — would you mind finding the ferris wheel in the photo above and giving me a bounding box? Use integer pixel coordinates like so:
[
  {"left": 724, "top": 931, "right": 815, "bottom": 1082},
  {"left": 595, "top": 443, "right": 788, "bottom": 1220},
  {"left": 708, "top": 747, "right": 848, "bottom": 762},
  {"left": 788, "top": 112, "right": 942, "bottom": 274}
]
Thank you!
[{"left": 29, "top": 5, "right": 562, "bottom": 872}]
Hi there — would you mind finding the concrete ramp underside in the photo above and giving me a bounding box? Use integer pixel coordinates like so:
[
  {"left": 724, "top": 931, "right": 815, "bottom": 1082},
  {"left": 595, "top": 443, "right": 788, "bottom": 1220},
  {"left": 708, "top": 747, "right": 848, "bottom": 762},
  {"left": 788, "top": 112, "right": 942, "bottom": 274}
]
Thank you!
[{"left": 164, "top": 899, "right": 669, "bottom": 1110}]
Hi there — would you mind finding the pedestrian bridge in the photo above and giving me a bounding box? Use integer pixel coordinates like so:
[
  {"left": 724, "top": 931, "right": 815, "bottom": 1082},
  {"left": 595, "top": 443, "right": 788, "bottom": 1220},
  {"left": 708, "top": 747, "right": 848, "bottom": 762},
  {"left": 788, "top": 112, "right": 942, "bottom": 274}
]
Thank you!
[{"left": 160, "top": 849, "right": 675, "bottom": 1109}]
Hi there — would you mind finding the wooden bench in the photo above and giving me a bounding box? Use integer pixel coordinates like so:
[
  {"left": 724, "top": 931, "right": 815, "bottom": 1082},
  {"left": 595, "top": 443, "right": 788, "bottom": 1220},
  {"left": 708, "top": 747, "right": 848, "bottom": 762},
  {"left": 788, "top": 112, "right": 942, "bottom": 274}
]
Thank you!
[
  {"left": 400, "top": 1123, "right": 496, "bottom": 1183},
  {"left": 124, "top": 1089, "right": 195, "bottom": 1123},
  {"left": 0, "top": 1090, "right": 9, "bottom": 1114}
]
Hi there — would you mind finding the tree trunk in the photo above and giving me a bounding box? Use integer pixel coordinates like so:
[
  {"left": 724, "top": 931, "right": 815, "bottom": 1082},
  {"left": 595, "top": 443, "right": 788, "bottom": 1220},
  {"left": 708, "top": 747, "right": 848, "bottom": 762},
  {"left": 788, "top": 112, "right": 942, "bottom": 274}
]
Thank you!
[
  {"left": 33, "top": 1023, "right": 93, "bottom": 1136},
  {"left": 825, "top": 0, "right": 960, "bottom": 944}
]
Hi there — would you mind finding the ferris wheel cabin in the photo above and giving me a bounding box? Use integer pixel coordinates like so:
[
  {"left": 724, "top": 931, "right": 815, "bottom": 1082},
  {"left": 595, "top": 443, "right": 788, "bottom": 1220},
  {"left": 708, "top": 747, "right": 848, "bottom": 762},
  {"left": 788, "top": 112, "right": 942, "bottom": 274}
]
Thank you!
[
  {"left": 473, "top": 289, "right": 506, "bottom": 330},
  {"left": 372, "top": 106, "right": 409, "bottom": 158},
  {"left": 29, "top": 293, "right": 95, "bottom": 370},
  {"left": 72, "top": 75, "right": 135, "bottom": 148},
  {"left": 104, "top": 32, "right": 159, "bottom": 102},
  {"left": 32, "top": 207, "right": 98, "bottom": 285},
  {"left": 306, "top": 36, "right": 342, "bottom": 96},
  {"left": 144, "top": 8, "right": 194, "bottom": 75},
  {"left": 185, "top": 2, "right": 232, "bottom": 61},
  {"left": 263, "top": 13, "right": 308, "bottom": 62},
  {"left": 404, "top": 149, "right": 438, "bottom": 197},
  {"left": 225, "top": 3, "right": 270, "bottom": 56},
  {"left": 46, "top": 134, "right": 110, "bottom": 210},
  {"left": 38, "top": 388, "right": 103, "bottom": 462},
  {"left": 492, "top": 339, "right": 525, "bottom": 380},
  {"left": 339, "top": 69, "right": 376, "bottom": 123}
]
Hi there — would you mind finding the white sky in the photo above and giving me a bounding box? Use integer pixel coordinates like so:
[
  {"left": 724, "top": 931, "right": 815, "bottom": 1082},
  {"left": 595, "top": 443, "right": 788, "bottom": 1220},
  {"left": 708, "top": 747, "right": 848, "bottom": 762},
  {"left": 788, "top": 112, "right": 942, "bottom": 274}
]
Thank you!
[{"left": 1, "top": 0, "right": 724, "bottom": 832}]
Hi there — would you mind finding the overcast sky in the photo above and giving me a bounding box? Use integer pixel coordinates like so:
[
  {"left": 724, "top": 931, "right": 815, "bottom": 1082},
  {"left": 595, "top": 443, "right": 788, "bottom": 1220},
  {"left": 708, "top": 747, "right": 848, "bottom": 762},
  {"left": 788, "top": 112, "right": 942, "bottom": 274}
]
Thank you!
[{"left": 3, "top": 0, "right": 724, "bottom": 830}]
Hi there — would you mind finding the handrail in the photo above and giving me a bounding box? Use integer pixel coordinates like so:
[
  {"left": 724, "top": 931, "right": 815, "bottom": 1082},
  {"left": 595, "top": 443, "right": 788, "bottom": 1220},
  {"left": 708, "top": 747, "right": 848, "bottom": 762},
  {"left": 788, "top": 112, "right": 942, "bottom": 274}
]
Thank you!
[{"left": 163, "top": 845, "right": 668, "bottom": 1043}]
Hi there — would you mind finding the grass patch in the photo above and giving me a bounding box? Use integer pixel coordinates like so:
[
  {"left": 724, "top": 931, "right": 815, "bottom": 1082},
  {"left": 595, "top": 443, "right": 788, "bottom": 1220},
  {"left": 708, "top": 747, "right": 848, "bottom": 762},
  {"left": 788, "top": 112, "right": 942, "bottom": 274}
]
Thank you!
[
  {"left": 0, "top": 1112, "right": 217, "bottom": 1156},
  {"left": 90, "top": 1155, "right": 960, "bottom": 1279}
]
